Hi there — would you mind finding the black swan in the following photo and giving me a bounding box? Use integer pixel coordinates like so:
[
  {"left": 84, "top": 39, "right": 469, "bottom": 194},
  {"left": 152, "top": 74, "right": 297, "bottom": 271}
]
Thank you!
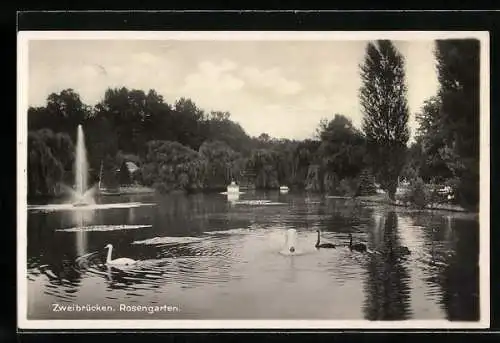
[
  {"left": 396, "top": 246, "right": 411, "bottom": 255},
  {"left": 388, "top": 245, "right": 411, "bottom": 257},
  {"left": 348, "top": 233, "right": 367, "bottom": 252},
  {"left": 315, "top": 230, "right": 336, "bottom": 249}
]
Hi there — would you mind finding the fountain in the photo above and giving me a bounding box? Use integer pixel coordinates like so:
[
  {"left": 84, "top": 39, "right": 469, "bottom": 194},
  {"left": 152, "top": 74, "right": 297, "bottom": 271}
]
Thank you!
[
  {"left": 279, "top": 228, "right": 301, "bottom": 256},
  {"left": 27, "top": 124, "right": 156, "bottom": 213},
  {"left": 72, "top": 125, "right": 93, "bottom": 207}
]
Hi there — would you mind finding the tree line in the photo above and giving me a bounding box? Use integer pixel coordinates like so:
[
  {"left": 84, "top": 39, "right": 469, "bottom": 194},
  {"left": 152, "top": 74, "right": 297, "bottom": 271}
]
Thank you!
[{"left": 27, "top": 39, "right": 480, "bottom": 210}]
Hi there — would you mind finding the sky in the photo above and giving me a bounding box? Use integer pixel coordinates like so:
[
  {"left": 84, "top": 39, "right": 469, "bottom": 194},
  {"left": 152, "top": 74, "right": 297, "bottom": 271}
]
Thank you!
[{"left": 28, "top": 39, "right": 439, "bottom": 140}]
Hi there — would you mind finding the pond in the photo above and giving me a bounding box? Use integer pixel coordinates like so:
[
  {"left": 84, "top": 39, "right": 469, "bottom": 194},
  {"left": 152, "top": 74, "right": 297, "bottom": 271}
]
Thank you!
[{"left": 26, "top": 191, "right": 480, "bottom": 321}]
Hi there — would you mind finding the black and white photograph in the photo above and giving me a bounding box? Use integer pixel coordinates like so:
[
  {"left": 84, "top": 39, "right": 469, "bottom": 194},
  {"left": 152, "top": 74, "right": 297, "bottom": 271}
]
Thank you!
[{"left": 17, "top": 31, "right": 489, "bottom": 329}]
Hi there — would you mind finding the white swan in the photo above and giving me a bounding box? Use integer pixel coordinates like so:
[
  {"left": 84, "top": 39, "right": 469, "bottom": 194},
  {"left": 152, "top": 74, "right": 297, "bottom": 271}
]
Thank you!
[{"left": 104, "top": 244, "right": 136, "bottom": 266}]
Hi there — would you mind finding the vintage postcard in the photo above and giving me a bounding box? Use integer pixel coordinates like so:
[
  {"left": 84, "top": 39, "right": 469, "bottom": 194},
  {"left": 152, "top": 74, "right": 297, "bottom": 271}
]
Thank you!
[{"left": 17, "top": 31, "right": 490, "bottom": 330}]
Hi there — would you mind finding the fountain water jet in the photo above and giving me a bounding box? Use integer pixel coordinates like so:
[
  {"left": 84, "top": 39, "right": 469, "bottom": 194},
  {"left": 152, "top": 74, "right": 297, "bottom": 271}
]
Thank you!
[{"left": 72, "top": 125, "right": 93, "bottom": 206}]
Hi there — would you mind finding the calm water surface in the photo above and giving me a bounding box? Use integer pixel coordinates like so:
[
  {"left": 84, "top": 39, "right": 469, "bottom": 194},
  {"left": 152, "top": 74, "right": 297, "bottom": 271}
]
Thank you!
[{"left": 26, "top": 191, "right": 480, "bottom": 320}]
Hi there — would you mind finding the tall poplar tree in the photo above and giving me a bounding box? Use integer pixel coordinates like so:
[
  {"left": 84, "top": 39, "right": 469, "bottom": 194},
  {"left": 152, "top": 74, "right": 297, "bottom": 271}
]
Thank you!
[{"left": 359, "top": 40, "right": 410, "bottom": 200}]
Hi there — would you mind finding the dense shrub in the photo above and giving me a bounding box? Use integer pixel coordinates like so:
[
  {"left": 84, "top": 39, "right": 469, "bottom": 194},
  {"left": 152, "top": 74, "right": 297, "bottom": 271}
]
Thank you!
[{"left": 400, "top": 177, "right": 430, "bottom": 209}]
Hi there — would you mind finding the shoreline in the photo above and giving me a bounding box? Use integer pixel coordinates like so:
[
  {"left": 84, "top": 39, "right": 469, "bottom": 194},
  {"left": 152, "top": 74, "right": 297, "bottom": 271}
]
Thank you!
[
  {"left": 27, "top": 188, "right": 477, "bottom": 216},
  {"left": 354, "top": 194, "right": 477, "bottom": 215},
  {"left": 100, "top": 186, "right": 156, "bottom": 196}
]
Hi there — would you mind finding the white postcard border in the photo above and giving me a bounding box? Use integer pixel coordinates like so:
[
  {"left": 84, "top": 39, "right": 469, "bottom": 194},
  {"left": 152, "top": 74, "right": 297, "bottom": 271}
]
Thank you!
[{"left": 17, "top": 30, "right": 490, "bottom": 330}]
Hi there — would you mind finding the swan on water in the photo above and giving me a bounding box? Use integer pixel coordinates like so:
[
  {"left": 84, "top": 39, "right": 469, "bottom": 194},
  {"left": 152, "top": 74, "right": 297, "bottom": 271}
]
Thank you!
[
  {"left": 388, "top": 245, "right": 411, "bottom": 257},
  {"left": 395, "top": 246, "right": 411, "bottom": 255},
  {"left": 104, "top": 244, "right": 136, "bottom": 266},
  {"left": 348, "top": 233, "right": 367, "bottom": 252},
  {"left": 315, "top": 230, "right": 336, "bottom": 249}
]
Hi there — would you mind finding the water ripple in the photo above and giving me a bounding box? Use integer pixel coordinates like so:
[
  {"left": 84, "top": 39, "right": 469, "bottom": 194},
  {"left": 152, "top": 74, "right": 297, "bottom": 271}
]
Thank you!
[
  {"left": 132, "top": 236, "right": 204, "bottom": 245},
  {"left": 56, "top": 225, "right": 152, "bottom": 232},
  {"left": 27, "top": 202, "right": 156, "bottom": 213}
]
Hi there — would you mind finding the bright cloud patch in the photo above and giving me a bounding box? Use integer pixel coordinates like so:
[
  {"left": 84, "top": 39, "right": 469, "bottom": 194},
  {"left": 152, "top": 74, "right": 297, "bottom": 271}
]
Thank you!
[
  {"left": 240, "top": 66, "right": 302, "bottom": 95},
  {"left": 183, "top": 60, "right": 245, "bottom": 94}
]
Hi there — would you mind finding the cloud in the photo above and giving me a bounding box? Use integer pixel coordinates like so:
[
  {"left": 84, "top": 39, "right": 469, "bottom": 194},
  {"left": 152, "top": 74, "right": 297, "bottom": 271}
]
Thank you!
[
  {"left": 304, "top": 94, "right": 331, "bottom": 112},
  {"left": 81, "top": 64, "right": 101, "bottom": 78},
  {"left": 178, "top": 61, "right": 308, "bottom": 137},
  {"left": 29, "top": 50, "right": 179, "bottom": 106},
  {"left": 182, "top": 59, "right": 245, "bottom": 95},
  {"left": 237, "top": 103, "right": 321, "bottom": 139},
  {"left": 108, "top": 65, "right": 123, "bottom": 77},
  {"left": 199, "top": 59, "right": 237, "bottom": 75},
  {"left": 240, "top": 66, "right": 302, "bottom": 95},
  {"left": 131, "top": 52, "right": 161, "bottom": 65}
]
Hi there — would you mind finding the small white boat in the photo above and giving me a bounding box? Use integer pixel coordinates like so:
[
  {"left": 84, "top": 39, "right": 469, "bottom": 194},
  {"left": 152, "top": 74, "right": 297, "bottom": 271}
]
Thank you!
[
  {"left": 374, "top": 183, "right": 385, "bottom": 194},
  {"left": 279, "top": 185, "right": 289, "bottom": 193},
  {"left": 227, "top": 180, "right": 240, "bottom": 194}
]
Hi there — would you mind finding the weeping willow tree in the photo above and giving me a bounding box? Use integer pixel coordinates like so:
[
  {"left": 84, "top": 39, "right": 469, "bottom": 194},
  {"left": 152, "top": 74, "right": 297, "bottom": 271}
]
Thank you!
[
  {"left": 140, "top": 140, "right": 207, "bottom": 193},
  {"left": 246, "top": 149, "right": 280, "bottom": 189},
  {"left": 199, "top": 140, "right": 240, "bottom": 190},
  {"left": 28, "top": 129, "right": 74, "bottom": 198}
]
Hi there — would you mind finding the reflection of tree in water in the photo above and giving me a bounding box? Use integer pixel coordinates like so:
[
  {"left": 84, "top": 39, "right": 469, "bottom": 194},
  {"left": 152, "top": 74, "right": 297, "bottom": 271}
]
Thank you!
[
  {"left": 285, "top": 195, "right": 321, "bottom": 231},
  {"left": 29, "top": 214, "right": 84, "bottom": 278},
  {"left": 412, "top": 213, "right": 447, "bottom": 247},
  {"left": 438, "top": 218, "right": 479, "bottom": 321},
  {"left": 153, "top": 193, "right": 211, "bottom": 236},
  {"left": 323, "top": 199, "right": 374, "bottom": 234},
  {"left": 364, "top": 211, "right": 412, "bottom": 320},
  {"left": 28, "top": 212, "right": 85, "bottom": 301},
  {"left": 410, "top": 213, "right": 479, "bottom": 321},
  {"left": 411, "top": 213, "right": 450, "bottom": 284}
]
